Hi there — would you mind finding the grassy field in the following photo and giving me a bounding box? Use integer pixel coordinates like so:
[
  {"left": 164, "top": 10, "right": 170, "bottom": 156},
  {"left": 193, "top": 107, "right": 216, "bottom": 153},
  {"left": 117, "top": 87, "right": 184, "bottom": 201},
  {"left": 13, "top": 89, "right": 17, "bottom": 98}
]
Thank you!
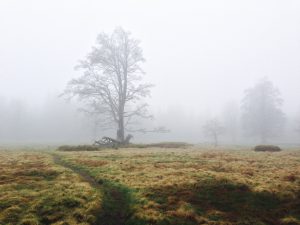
[
  {"left": 0, "top": 150, "right": 101, "bottom": 225},
  {"left": 0, "top": 147, "right": 299, "bottom": 225}
]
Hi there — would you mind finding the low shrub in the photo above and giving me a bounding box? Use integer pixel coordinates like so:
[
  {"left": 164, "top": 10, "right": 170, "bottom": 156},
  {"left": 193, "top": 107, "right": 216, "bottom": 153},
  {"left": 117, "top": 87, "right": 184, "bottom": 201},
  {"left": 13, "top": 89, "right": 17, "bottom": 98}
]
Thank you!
[
  {"left": 57, "top": 145, "right": 100, "bottom": 152},
  {"left": 254, "top": 145, "right": 282, "bottom": 152},
  {"left": 127, "top": 142, "right": 192, "bottom": 149}
]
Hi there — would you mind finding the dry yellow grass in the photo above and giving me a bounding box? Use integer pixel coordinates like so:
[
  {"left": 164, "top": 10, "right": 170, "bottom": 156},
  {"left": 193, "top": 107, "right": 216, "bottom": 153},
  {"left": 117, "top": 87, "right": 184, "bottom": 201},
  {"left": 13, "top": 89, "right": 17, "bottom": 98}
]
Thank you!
[
  {"left": 0, "top": 150, "right": 101, "bottom": 225},
  {"left": 56, "top": 147, "right": 300, "bottom": 225},
  {"left": 1, "top": 147, "right": 299, "bottom": 225}
]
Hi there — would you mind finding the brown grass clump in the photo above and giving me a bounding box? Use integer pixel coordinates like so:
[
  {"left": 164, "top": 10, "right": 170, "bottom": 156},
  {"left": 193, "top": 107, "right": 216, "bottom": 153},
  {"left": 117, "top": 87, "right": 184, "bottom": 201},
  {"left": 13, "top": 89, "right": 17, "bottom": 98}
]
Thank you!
[
  {"left": 167, "top": 201, "right": 198, "bottom": 220},
  {"left": 254, "top": 145, "right": 282, "bottom": 152},
  {"left": 283, "top": 174, "right": 297, "bottom": 182},
  {"left": 74, "top": 159, "right": 109, "bottom": 167},
  {"left": 281, "top": 216, "right": 300, "bottom": 225}
]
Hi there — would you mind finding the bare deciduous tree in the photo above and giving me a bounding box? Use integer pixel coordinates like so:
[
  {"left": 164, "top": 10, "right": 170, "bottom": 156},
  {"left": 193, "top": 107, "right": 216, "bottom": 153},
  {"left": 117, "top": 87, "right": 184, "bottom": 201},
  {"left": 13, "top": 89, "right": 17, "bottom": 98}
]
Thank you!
[
  {"left": 63, "top": 27, "right": 154, "bottom": 142},
  {"left": 203, "top": 118, "right": 224, "bottom": 147},
  {"left": 241, "top": 78, "right": 285, "bottom": 143}
]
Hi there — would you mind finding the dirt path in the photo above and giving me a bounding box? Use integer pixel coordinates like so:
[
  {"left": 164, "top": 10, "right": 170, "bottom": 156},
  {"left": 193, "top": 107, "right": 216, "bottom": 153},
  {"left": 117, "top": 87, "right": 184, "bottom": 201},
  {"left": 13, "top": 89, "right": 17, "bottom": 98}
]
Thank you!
[{"left": 52, "top": 154, "right": 131, "bottom": 225}]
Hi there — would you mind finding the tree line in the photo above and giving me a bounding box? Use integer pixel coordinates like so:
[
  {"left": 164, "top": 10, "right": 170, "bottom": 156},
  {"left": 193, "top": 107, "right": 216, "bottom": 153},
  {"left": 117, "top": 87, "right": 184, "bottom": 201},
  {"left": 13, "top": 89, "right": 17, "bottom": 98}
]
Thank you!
[
  {"left": 203, "top": 78, "right": 287, "bottom": 146},
  {"left": 0, "top": 27, "right": 298, "bottom": 145},
  {"left": 63, "top": 27, "right": 299, "bottom": 145}
]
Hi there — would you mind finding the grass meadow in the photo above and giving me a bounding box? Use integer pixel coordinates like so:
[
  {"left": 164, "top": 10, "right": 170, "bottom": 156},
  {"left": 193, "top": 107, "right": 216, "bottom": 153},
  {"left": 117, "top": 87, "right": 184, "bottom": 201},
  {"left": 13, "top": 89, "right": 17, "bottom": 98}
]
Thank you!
[
  {"left": 0, "top": 151, "right": 100, "bottom": 225},
  {"left": 0, "top": 147, "right": 299, "bottom": 225}
]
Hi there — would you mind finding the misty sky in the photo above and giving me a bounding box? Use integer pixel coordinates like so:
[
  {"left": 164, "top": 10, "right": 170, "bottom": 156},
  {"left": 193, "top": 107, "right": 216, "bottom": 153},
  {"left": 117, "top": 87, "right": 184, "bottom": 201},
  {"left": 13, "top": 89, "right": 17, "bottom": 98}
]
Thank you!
[{"left": 1, "top": 0, "right": 300, "bottom": 115}]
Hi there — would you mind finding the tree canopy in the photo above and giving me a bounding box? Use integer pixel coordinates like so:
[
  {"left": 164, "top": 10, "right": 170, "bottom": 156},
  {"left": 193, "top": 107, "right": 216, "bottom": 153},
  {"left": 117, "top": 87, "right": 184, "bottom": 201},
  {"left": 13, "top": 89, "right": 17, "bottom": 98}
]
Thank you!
[
  {"left": 241, "top": 78, "right": 285, "bottom": 143},
  {"left": 63, "top": 27, "right": 153, "bottom": 142}
]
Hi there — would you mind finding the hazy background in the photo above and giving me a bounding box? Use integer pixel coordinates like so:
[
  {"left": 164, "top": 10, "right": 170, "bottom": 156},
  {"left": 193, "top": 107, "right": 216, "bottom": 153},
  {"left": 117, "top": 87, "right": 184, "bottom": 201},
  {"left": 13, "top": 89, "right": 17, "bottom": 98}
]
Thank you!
[{"left": 0, "top": 0, "right": 299, "bottom": 145}]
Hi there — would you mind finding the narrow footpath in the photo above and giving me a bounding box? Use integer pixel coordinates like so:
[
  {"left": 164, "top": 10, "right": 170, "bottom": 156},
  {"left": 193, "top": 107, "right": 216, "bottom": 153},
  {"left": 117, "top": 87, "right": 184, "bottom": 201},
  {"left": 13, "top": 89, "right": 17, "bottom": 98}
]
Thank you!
[{"left": 52, "top": 154, "right": 131, "bottom": 225}]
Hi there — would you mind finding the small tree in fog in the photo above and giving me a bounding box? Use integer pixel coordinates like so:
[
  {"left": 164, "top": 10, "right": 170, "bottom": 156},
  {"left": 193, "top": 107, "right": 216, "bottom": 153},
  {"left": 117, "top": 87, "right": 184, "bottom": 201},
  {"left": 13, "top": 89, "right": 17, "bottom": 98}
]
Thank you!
[
  {"left": 203, "top": 118, "right": 224, "bottom": 147},
  {"left": 296, "top": 119, "right": 300, "bottom": 134},
  {"left": 63, "top": 27, "right": 153, "bottom": 142},
  {"left": 222, "top": 101, "right": 239, "bottom": 143},
  {"left": 241, "top": 78, "right": 285, "bottom": 143}
]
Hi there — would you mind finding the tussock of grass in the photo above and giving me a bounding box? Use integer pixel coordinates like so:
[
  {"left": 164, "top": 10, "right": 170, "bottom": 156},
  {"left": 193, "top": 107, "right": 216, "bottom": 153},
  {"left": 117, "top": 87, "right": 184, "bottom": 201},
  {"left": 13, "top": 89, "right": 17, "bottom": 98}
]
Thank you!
[{"left": 254, "top": 145, "right": 282, "bottom": 152}]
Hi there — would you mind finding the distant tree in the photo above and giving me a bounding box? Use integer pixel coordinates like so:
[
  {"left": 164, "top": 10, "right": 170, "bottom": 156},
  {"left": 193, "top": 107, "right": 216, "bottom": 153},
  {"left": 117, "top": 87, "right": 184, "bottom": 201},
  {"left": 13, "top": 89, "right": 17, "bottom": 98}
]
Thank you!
[
  {"left": 241, "top": 78, "right": 285, "bottom": 143},
  {"left": 63, "top": 27, "right": 154, "bottom": 142},
  {"left": 0, "top": 97, "right": 5, "bottom": 140},
  {"left": 296, "top": 126, "right": 300, "bottom": 134},
  {"left": 203, "top": 118, "right": 224, "bottom": 147},
  {"left": 222, "top": 101, "right": 239, "bottom": 144},
  {"left": 296, "top": 119, "right": 300, "bottom": 134},
  {"left": 296, "top": 109, "right": 300, "bottom": 134}
]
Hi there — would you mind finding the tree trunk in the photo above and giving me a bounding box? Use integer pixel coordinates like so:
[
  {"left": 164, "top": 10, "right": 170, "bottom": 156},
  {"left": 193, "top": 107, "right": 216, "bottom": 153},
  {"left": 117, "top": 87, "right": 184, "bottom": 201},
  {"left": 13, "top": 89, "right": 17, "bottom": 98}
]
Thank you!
[
  {"left": 117, "top": 119, "right": 125, "bottom": 142},
  {"left": 117, "top": 104, "right": 125, "bottom": 142}
]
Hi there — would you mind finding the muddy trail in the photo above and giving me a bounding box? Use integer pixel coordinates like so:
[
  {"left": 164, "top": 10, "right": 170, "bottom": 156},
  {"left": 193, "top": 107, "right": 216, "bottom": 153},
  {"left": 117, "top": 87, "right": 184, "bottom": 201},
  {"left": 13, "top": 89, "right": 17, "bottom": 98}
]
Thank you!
[{"left": 52, "top": 154, "right": 133, "bottom": 225}]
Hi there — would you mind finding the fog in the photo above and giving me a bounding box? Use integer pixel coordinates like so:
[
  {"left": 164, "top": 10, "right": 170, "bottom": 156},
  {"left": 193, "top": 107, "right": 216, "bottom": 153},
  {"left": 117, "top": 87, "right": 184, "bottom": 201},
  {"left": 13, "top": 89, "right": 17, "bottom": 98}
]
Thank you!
[{"left": 0, "top": 0, "right": 300, "bottom": 145}]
